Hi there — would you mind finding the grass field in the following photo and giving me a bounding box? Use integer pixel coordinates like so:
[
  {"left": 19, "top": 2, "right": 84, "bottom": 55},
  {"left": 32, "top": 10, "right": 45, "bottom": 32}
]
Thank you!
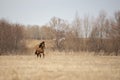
[
  {"left": 0, "top": 40, "right": 120, "bottom": 80},
  {"left": 0, "top": 52, "right": 120, "bottom": 80}
]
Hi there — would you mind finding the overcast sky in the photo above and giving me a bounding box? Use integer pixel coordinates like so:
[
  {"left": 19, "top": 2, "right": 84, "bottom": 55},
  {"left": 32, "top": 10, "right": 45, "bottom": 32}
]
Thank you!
[{"left": 0, "top": 0, "right": 120, "bottom": 25}]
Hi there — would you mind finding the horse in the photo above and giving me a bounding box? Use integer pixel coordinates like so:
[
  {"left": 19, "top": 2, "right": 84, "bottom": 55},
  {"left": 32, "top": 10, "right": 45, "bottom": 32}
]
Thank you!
[{"left": 35, "top": 41, "right": 45, "bottom": 58}]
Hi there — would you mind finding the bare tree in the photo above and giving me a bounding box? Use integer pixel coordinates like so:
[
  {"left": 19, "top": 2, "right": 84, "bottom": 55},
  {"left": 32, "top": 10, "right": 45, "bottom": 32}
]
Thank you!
[
  {"left": 49, "top": 17, "right": 67, "bottom": 50},
  {"left": 0, "top": 19, "right": 25, "bottom": 54},
  {"left": 72, "top": 12, "right": 82, "bottom": 37},
  {"left": 84, "top": 15, "right": 90, "bottom": 38},
  {"left": 70, "top": 12, "right": 83, "bottom": 51},
  {"left": 89, "top": 11, "right": 108, "bottom": 54},
  {"left": 83, "top": 15, "right": 91, "bottom": 51},
  {"left": 39, "top": 25, "right": 56, "bottom": 40},
  {"left": 110, "top": 11, "right": 120, "bottom": 55}
]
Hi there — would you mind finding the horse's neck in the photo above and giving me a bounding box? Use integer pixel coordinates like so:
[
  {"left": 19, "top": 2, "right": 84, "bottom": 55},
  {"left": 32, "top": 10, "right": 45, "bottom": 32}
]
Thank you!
[
  {"left": 39, "top": 46, "right": 44, "bottom": 50},
  {"left": 42, "top": 44, "right": 45, "bottom": 48}
]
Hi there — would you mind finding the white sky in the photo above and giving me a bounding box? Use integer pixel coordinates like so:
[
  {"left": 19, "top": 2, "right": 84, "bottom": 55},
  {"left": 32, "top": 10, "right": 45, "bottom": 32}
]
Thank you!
[{"left": 0, "top": 0, "right": 120, "bottom": 25}]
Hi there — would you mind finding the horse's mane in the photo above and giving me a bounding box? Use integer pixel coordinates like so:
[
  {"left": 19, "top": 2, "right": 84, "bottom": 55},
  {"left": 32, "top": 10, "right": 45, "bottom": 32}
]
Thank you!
[{"left": 39, "top": 41, "right": 45, "bottom": 49}]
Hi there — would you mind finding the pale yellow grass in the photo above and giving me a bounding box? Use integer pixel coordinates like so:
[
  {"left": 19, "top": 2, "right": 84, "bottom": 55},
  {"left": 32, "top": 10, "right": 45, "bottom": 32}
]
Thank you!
[{"left": 0, "top": 52, "right": 120, "bottom": 80}]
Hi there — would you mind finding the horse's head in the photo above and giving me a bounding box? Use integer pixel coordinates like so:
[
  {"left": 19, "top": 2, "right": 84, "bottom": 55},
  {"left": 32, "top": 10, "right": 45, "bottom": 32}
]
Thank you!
[{"left": 41, "top": 41, "right": 45, "bottom": 49}]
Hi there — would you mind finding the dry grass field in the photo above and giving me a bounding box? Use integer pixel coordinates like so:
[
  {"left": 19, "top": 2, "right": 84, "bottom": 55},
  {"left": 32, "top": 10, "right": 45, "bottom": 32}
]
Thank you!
[
  {"left": 0, "top": 52, "right": 120, "bottom": 80},
  {"left": 0, "top": 40, "right": 120, "bottom": 80}
]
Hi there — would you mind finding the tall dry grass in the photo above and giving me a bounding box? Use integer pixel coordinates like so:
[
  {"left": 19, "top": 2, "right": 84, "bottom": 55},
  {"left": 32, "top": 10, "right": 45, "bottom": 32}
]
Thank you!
[{"left": 0, "top": 53, "right": 120, "bottom": 80}]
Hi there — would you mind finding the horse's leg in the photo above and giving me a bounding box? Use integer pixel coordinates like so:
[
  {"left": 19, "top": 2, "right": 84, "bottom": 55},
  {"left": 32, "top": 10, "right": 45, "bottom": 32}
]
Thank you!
[
  {"left": 37, "top": 53, "right": 39, "bottom": 58},
  {"left": 43, "top": 52, "right": 45, "bottom": 58},
  {"left": 39, "top": 53, "right": 41, "bottom": 58},
  {"left": 35, "top": 51, "right": 38, "bottom": 58},
  {"left": 35, "top": 50, "right": 37, "bottom": 55}
]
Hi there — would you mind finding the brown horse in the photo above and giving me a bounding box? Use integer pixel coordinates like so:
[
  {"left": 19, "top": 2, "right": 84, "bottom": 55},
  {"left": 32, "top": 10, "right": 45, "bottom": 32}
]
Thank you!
[{"left": 35, "top": 41, "right": 45, "bottom": 58}]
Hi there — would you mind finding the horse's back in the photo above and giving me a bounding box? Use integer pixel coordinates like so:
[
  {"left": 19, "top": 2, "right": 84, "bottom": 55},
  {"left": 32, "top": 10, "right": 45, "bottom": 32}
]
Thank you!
[{"left": 36, "top": 47, "right": 44, "bottom": 53}]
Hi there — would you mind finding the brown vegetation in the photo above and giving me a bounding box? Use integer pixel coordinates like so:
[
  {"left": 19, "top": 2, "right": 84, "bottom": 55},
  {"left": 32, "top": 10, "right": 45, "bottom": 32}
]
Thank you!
[
  {"left": 0, "top": 10, "right": 120, "bottom": 55},
  {"left": 0, "top": 19, "right": 25, "bottom": 55}
]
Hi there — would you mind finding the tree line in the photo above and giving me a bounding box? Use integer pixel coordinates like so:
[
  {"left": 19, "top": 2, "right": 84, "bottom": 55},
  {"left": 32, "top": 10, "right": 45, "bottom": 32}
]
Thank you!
[
  {"left": 0, "top": 10, "right": 120, "bottom": 55},
  {"left": 0, "top": 19, "right": 25, "bottom": 55}
]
